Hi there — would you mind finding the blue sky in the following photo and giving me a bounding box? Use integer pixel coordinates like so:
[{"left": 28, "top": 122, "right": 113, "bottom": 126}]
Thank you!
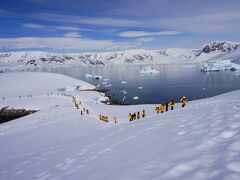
[{"left": 0, "top": 0, "right": 240, "bottom": 52}]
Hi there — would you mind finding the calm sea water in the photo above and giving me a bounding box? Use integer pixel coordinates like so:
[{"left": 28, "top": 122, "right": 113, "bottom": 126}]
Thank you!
[{"left": 44, "top": 64, "right": 240, "bottom": 105}]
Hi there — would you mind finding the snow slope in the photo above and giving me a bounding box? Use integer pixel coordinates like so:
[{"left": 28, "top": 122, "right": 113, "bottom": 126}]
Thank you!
[
  {"left": 0, "top": 72, "right": 95, "bottom": 98},
  {"left": 0, "top": 72, "right": 240, "bottom": 180}
]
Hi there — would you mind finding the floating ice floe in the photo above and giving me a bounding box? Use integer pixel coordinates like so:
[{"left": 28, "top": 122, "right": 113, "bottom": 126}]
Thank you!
[
  {"left": 180, "top": 64, "right": 196, "bottom": 68},
  {"left": 200, "top": 64, "right": 220, "bottom": 72},
  {"left": 105, "top": 83, "right": 112, "bottom": 87},
  {"left": 103, "top": 78, "right": 109, "bottom": 81},
  {"left": 235, "top": 74, "right": 240, "bottom": 76},
  {"left": 93, "top": 75, "right": 102, "bottom": 80},
  {"left": 103, "top": 81, "right": 111, "bottom": 87},
  {"left": 121, "top": 81, "right": 127, "bottom": 84},
  {"left": 85, "top": 74, "right": 93, "bottom": 78},
  {"left": 85, "top": 73, "right": 102, "bottom": 80},
  {"left": 138, "top": 66, "right": 159, "bottom": 74},
  {"left": 133, "top": 96, "right": 139, "bottom": 100},
  {"left": 138, "top": 86, "right": 143, "bottom": 90},
  {"left": 202, "top": 87, "right": 206, "bottom": 91},
  {"left": 122, "top": 90, "right": 127, "bottom": 94},
  {"left": 200, "top": 60, "right": 239, "bottom": 72}
]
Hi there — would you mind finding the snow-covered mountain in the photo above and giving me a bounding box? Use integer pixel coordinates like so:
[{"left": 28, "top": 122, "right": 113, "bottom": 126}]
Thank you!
[
  {"left": 0, "top": 41, "right": 239, "bottom": 69},
  {"left": 199, "top": 41, "right": 239, "bottom": 54}
]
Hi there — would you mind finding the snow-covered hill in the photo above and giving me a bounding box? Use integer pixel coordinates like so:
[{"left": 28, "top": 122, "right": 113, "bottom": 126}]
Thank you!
[
  {"left": 0, "top": 41, "right": 239, "bottom": 71},
  {"left": 0, "top": 72, "right": 240, "bottom": 180}
]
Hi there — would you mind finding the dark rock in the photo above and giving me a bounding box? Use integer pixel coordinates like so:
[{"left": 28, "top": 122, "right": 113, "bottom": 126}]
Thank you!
[{"left": 0, "top": 107, "right": 38, "bottom": 124}]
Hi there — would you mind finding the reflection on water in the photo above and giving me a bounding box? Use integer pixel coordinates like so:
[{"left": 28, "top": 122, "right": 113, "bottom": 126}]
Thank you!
[{"left": 44, "top": 64, "right": 240, "bottom": 105}]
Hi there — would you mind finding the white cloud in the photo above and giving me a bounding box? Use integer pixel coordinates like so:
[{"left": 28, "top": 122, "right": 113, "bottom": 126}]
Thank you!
[
  {"left": 150, "top": 12, "right": 240, "bottom": 33},
  {"left": 118, "top": 30, "right": 181, "bottom": 37},
  {"left": 33, "top": 13, "right": 141, "bottom": 27},
  {"left": 56, "top": 26, "right": 89, "bottom": 31},
  {"left": 64, "top": 32, "right": 81, "bottom": 38},
  {"left": 0, "top": 36, "right": 141, "bottom": 51},
  {"left": 22, "top": 23, "right": 89, "bottom": 31},
  {"left": 22, "top": 23, "right": 45, "bottom": 29},
  {"left": 136, "top": 37, "right": 155, "bottom": 42}
]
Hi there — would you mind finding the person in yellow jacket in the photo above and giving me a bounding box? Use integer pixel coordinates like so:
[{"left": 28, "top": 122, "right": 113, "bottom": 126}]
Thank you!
[
  {"left": 159, "top": 104, "right": 165, "bottom": 113},
  {"left": 137, "top": 111, "right": 140, "bottom": 119},
  {"left": 128, "top": 113, "right": 132, "bottom": 121},
  {"left": 180, "top": 96, "right": 187, "bottom": 107},
  {"left": 169, "top": 100, "right": 175, "bottom": 110}
]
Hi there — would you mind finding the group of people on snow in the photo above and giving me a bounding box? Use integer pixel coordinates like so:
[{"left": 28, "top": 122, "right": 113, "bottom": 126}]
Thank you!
[
  {"left": 71, "top": 95, "right": 89, "bottom": 115},
  {"left": 128, "top": 110, "right": 145, "bottom": 121},
  {"left": 155, "top": 96, "right": 187, "bottom": 114},
  {"left": 99, "top": 115, "right": 109, "bottom": 122},
  {"left": 155, "top": 99, "right": 175, "bottom": 114}
]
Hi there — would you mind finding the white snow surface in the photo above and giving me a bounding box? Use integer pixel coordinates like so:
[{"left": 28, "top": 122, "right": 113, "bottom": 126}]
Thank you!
[
  {"left": 0, "top": 72, "right": 240, "bottom": 180},
  {"left": 0, "top": 72, "right": 95, "bottom": 98}
]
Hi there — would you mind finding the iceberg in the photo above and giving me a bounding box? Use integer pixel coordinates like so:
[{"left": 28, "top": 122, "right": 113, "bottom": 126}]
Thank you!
[
  {"left": 85, "top": 73, "right": 93, "bottom": 78},
  {"left": 138, "top": 66, "right": 159, "bottom": 74},
  {"left": 200, "top": 60, "right": 240, "bottom": 72},
  {"left": 121, "top": 81, "right": 127, "bottom": 84},
  {"left": 105, "top": 83, "right": 112, "bottom": 87},
  {"left": 122, "top": 90, "right": 127, "bottom": 94},
  {"left": 93, "top": 75, "right": 102, "bottom": 80},
  {"left": 180, "top": 64, "right": 196, "bottom": 68},
  {"left": 200, "top": 65, "right": 220, "bottom": 72},
  {"left": 133, "top": 96, "right": 139, "bottom": 100},
  {"left": 85, "top": 73, "right": 102, "bottom": 80}
]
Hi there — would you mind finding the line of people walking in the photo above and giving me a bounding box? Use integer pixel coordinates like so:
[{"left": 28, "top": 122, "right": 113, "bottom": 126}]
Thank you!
[
  {"left": 155, "top": 96, "right": 187, "bottom": 114},
  {"left": 128, "top": 110, "right": 145, "bottom": 121},
  {"left": 155, "top": 100, "right": 175, "bottom": 114}
]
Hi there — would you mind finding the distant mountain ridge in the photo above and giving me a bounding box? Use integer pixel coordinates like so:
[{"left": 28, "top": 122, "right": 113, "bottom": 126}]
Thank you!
[
  {"left": 0, "top": 41, "right": 239, "bottom": 67},
  {"left": 198, "top": 41, "right": 239, "bottom": 55}
]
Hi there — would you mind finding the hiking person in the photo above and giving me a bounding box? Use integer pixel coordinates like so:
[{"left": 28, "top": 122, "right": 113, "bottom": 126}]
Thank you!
[
  {"left": 133, "top": 113, "right": 136, "bottom": 120},
  {"left": 165, "top": 103, "right": 168, "bottom": 112},
  {"left": 81, "top": 110, "right": 83, "bottom": 115},
  {"left": 137, "top": 111, "right": 140, "bottom": 119},
  {"left": 128, "top": 113, "right": 132, "bottom": 121},
  {"left": 86, "top": 109, "right": 89, "bottom": 114},
  {"left": 114, "top": 117, "right": 117, "bottom": 124},
  {"left": 180, "top": 96, "right": 187, "bottom": 107},
  {"left": 155, "top": 106, "right": 160, "bottom": 114},
  {"left": 169, "top": 100, "right": 175, "bottom": 110},
  {"left": 142, "top": 110, "right": 145, "bottom": 118},
  {"left": 159, "top": 104, "right": 165, "bottom": 113}
]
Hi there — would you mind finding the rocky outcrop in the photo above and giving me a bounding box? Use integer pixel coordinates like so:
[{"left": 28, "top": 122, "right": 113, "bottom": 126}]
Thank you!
[
  {"left": 0, "top": 107, "right": 38, "bottom": 124},
  {"left": 199, "top": 41, "right": 239, "bottom": 55}
]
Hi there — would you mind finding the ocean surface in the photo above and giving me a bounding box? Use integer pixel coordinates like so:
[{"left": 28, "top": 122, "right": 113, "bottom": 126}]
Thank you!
[{"left": 45, "top": 64, "right": 240, "bottom": 105}]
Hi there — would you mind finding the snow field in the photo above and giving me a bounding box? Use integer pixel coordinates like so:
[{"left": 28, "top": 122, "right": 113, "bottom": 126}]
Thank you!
[{"left": 0, "top": 72, "right": 240, "bottom": 180}]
